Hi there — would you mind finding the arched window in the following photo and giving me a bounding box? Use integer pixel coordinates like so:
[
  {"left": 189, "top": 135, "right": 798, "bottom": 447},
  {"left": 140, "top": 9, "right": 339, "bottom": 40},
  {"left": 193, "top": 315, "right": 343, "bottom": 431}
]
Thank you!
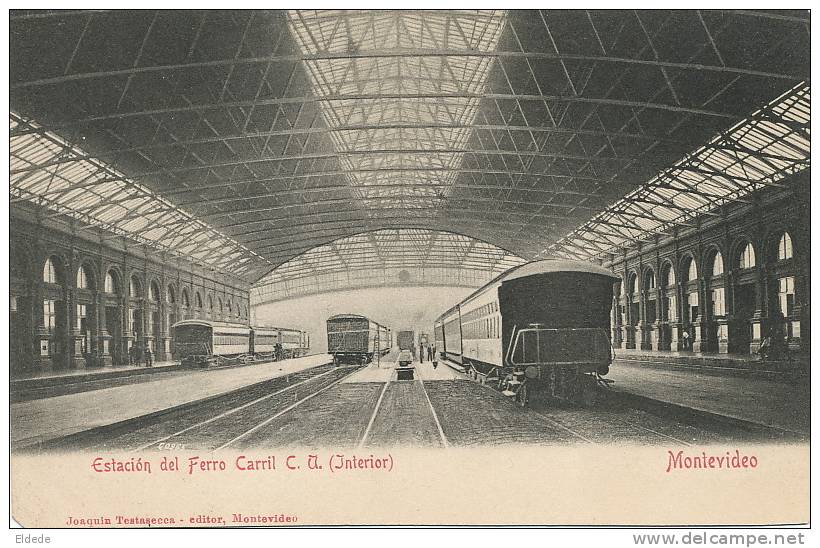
[
  {"left": 150, "top": 282, "right": 160, "bottom": 302},
  {"left": 711, "top": 251, "right": 724, "bottom": 277},
  {"left": 778, "top": 232, "right": 793, "bottom": 261},
  {"left": 167, "top": 285, "right": 176, "bottom": 304},
  {"left": 105, "top": 271, "right": 117, "bottom": 294},
  {"left": 687, "top": 259, "right": 698, "bottom": 282},
  {"left": 43, "top": 257, "right": 58, "bottom": 284},
  {"left": 181, "top": 290, "right": 190, "bottom": 308},
  {"left": 218, "top": 297, "right": 223, "bottom": 314},
  {"left": 208, "top": 295, "right": 214, "bottom": 311},
  {"left": 195, "top": 293, "right": 203, "bottom": 309},
  {"left": 644, "top": 270, "right": 656, "bottom": 291},
  {"left": 739, "top": 243, "right": 756, "bottom": 269},
  {"left": 628, "top": 273, "right": 638, "bottom": 297},
  {"left": 130, "top": 276, "right": 142, "bottom": 299},
  {"left": 77, "top": 265, "right": 92, "bottom": 289},
  {"left": 661, "top": 263, "right": 676, "bottom": 287}
]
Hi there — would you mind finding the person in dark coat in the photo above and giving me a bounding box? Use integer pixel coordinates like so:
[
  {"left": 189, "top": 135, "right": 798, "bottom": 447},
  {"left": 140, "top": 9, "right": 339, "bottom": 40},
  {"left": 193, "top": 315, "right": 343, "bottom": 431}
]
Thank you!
[
  {"left": 427, "top": 345, "right": 433, "bottom": 362},
  {"left": 145, "top": 347, "right": 153, "bottom": 367},
  {"left": 128, "top": 344, "right": 136, "bottom": 366}
]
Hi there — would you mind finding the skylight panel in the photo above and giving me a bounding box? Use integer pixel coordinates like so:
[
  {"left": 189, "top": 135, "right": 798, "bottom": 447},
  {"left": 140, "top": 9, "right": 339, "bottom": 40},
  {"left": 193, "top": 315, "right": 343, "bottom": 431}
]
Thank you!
[
  {"left": 544, "top": 82, "right": 810, "bottom": 261},
  {"left": 288, "top": 10, "right": 506, "bottom": 202},
  {"left": 9, "top": 112, "right": 271, "bottom": 279}
]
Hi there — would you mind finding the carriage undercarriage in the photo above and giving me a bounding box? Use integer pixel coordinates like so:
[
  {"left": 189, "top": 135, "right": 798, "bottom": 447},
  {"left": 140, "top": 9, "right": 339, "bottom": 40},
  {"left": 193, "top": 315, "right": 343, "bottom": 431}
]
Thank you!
[{"left": 465, "top": 362, "right": 609, "bottom": 407}]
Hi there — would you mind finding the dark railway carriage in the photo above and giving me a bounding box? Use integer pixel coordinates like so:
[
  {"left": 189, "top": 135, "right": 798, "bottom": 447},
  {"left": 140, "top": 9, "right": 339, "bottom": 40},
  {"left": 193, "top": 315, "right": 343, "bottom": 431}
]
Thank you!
[
  {"left": 172, "top": 320, "right": 251, "bottom": 367},
  {"left": 173, "top": 320, "right": 310, "bottom": 367},
  {"left": 434, "top": 260, "right": 618, "bottom": 406},
  {"left": 327, "top": 314, "right": 391, "bottom": 364}
]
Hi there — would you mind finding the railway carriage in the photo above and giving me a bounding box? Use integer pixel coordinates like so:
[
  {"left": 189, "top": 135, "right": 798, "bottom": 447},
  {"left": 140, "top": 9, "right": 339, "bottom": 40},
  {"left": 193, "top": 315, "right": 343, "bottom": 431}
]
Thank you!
[
  {"left": 172, "top": 320, "right": 252, "bottom": 367},
  {"left": 327, "top": 314, "right": 391, "bottom": 364},
  {"left": 434, "top": 260, "right": 618, "bottom": 405},
  {"left": 173, "top": 320, "right": 310, "bottom": 367},
  {"left": 279, "top": 327, "right": 307, "bottom": 359}
]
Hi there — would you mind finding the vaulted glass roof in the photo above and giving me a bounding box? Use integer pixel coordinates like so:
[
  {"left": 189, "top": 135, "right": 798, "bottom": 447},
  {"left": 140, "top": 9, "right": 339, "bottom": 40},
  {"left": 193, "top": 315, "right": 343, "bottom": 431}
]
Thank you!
[
  {"left": 252, "top": 228, "right": 526, "bottom": 302},
  {"left": 8, "top": 9, "right": 811, "bottom": 291},
  {"left": 288, "top": 10, "right": 506, "bottom": 206},
  {"left": 10, "top": 112, "right": 273, "bottom": 280},
  {"left": 543, "top": 82, "right": 810, "bottom": 260}
]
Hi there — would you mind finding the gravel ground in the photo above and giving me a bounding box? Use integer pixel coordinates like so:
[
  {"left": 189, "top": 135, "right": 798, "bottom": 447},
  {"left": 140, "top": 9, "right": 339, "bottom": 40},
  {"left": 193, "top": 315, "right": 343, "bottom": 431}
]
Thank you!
[
  {"left": 423, "top": 380, "right": 578, "bottom": 446},
  {"left": 232, "top": 381, "right": 385, "bottom": 450},
  {"left": 364, "top": 380, "right": 443, "bottom": 447}
]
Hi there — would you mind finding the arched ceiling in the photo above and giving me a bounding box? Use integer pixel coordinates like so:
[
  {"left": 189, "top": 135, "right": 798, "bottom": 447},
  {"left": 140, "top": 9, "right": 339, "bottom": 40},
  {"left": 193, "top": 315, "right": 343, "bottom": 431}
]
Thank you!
[
  {"left": 9, "top": 9, "right": 811, "bottom": 285},
  {"left": 251, "top": 228, "right": 526, "bottom": 303}
]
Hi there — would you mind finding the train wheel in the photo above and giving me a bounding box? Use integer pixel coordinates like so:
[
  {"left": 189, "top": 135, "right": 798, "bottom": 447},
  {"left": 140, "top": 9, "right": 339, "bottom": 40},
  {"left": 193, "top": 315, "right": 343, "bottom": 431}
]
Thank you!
[{"left": 516, "top": 382, "right": 529, "bottom": 407}]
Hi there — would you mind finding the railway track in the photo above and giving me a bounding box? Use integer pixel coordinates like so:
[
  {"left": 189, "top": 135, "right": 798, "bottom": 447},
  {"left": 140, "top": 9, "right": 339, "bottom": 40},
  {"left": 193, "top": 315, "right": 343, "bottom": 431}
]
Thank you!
[
  {"left": 27, "top": 361, "right": 355, "bottom": 452},
  {"left": 455, "top": 364, "right": 785, "bottom": 445}
]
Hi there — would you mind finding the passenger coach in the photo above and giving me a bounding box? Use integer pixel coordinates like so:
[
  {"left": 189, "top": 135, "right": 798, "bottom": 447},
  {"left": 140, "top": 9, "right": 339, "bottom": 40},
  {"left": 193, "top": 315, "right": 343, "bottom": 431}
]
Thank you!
[
  {"left": 172, "top": 320, "right": 310, "bottom": 367},
  {"left": 434, "top": 260, "right": 618, "bottom": 406},
  {"left": 327, "top": 314, "right": 391, "bottom": 364}
]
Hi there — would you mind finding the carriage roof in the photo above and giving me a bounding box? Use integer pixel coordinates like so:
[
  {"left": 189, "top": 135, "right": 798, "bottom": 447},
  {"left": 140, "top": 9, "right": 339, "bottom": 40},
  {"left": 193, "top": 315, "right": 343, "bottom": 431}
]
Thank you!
[{"left": 436, "top": 259, "right": 618, "bottom": 320}]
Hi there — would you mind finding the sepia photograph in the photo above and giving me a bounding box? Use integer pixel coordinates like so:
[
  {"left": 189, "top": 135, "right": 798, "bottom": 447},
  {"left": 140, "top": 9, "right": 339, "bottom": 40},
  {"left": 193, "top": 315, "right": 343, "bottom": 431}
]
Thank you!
[{"left": 6, "top": 6, "right": 813, "bottom": 533}]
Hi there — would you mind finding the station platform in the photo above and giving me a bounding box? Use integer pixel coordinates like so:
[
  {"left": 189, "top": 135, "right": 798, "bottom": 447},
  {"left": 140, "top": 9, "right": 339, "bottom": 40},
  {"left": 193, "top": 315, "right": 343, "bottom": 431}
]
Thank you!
[
  {"left": 11, "top": 361, "right": 178, "bottom": 387},
  {"left": 11, "top": 353, "right": 332, "bottom": 450},
  {"left": 614, "top": 348, "right": 808, "bottom": 377},
  {"left": 610, "top": 360, "right": 809, "bottom": 435},
  {"left": 416, "top": 360, "right": 462, "bottom": 381}
]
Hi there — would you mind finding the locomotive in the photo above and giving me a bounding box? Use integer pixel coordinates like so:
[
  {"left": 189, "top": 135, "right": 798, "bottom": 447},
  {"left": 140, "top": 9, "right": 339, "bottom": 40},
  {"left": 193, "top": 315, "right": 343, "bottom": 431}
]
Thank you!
[{"left": 434, "top": 260, "right": 618, "bottom": 406}]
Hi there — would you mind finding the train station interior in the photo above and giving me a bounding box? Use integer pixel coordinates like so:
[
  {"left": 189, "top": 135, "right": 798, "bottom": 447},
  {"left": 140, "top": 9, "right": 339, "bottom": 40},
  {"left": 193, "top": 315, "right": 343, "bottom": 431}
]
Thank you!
[{"left": 8, "top": 10, "right": 811, "bottom": 453}]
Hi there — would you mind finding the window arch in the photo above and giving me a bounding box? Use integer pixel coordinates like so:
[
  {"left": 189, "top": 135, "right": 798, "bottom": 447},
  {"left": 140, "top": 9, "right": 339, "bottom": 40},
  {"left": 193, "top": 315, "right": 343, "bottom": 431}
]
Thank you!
[
  {"left": 218, "top": 297, "right": 223, "bottom": 315},
  {"left": 43, "top": 256, "right": 59, "bottom": 284},
  {"left": 181, "top": 289, "right": 190, "bottom": 308},
  {"left": 778, "top": 232, "right": 793, "bottom": 261},
  {"left": 104, "top": 270, "right": 118, "bottom": 294},
  {"left": 643, "top": 269, "right": 656, "bottom": 291},
  {"left": 661, "top": 262, "right": 675, "bottom": 287},
  {"left": 683, "top": 256, "right": 698, "bottom": 282},
  {"left": 149, "top": 281, "right": 160, "bottom": 302},
  {"left": 77, "top": 264, "right": 93, "bottom": 290},
  {"left": 739, "top": 242, "right": 756, "bottom": 269},
  {"left": 195, "top": 292, "right": 203, "bottom": 309},
  {"left": 627, "top": 272, "right": 638, "bottom": 297},
  {"left": 711, "top": 251, "right": 724, "bottom": 277},
  {"left": 167, "top": 285, "right": 176, "bottom": 304},
  {"left": 208, "top": 295, "right": 214, "bottom": 311},
  {"left": 130, "top": 275, "right": 142, "bottom": 299}
]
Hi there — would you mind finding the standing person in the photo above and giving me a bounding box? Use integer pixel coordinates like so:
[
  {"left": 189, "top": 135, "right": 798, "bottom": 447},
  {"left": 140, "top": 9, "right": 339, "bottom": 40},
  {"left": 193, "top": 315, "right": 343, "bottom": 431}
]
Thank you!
[
  {"left": 681, "top": 329, "right": 690, "bottom": 351},
  {"left": 427, "top": 345, "right": 433, "bottom": 362},
  {"left": 128, "top": 344, "right": 135, "bottom": 366},
  {"left": 145, "top": 346, "right": 153, "bottom": 368}
]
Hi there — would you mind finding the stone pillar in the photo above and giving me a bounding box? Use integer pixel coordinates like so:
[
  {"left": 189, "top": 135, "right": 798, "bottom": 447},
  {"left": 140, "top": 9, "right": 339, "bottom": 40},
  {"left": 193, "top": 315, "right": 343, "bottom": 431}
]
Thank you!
[
  {"left": 669, "top": 322, "right": 680, "bottom": 351},
  {"left": 653, "top": 321, "right": 664, "bottom": 351},
  {"left": 749, "top": 265, "right": 767, "bottom": 353},
  {"left": 716, "top": 317, "right": 730, "bottom": 354},
  {"left": 67, "top": 287, "right": 86, "bottom": 369},
  {"left": 97, "top": 291, "right": 113, "bottom": 365},
  {"left": 640, "top": 321, "right": 653, "bottom": 350}
]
